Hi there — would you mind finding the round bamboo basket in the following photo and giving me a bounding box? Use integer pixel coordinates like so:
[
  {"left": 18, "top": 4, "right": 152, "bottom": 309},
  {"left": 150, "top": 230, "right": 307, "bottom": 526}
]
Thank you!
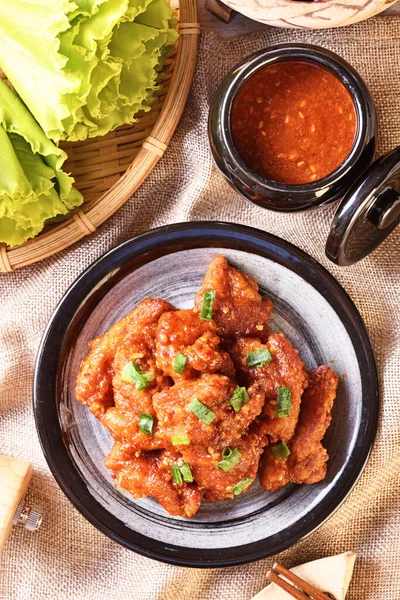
[{"left": 0, "top": 0, "right": 199, "bottom": 273}]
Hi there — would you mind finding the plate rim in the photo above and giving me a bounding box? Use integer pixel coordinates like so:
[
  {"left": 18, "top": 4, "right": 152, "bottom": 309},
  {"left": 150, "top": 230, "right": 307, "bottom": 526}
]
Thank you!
[{"left": 33, "top": 221, "right": 380, "bottom": 567}]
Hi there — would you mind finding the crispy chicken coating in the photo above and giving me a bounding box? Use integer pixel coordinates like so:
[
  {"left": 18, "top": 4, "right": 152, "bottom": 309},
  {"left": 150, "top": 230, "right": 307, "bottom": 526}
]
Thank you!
[
  {"left": 230, "top": 334, "right": 308, "bottom": 442},
  {"left": 258, "top": 444, "right": 289, "bottom": 493},
  {"left": 101, "top": 331, "right": 171, "bottom": 450},
  {"left": 105, "top": 443, "right": 201, "bottom": 518},
  {"left": 153, "top": 374, "right": 265, "bottom": 450},
  {"left": 75, "top": 298, "right": 174, "bottom": 418},
  {"left": 193, "top": 254, "right": 273, "bottom": 339},
  {"left": 180, "top": 434, "right": 264, "bottom": 502},
  {"left": 259, "top": 366, "right": 338, "bottom": 492},
  {"left": 156, "top": 309, "right": 234, "bottom": 380},
  {"left": 288, "top": 365, "right": 338, "bottom": 484}
]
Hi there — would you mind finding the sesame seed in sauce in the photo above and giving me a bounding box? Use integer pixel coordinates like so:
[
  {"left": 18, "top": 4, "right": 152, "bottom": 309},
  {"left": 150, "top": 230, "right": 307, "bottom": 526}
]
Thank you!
[{"left": 231, "top": 60, "right": 356, "bottom": 185}]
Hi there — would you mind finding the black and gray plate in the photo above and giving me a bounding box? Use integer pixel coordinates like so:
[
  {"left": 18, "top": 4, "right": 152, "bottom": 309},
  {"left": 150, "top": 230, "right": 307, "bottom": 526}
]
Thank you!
[{"left": 34, "top": 222, "right": 379, "bottom": 567}]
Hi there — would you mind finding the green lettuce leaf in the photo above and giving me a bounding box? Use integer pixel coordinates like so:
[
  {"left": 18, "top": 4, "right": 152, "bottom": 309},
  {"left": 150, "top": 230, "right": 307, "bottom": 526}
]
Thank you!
[
  {"left": 0, "top": 0, "right": 178, "bottom": 142},
  {"left": 0, "top": 79, "right": 82, "bottom": 247}
]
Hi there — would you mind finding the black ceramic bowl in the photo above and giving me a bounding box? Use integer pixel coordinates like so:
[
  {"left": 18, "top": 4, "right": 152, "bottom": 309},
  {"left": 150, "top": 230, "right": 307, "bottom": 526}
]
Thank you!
[
  {"left": 34, "top": 222, "right": 379, "bottom": 567},
  {"left": 209, "top": 43, "right": 377, "bottom": 213}
]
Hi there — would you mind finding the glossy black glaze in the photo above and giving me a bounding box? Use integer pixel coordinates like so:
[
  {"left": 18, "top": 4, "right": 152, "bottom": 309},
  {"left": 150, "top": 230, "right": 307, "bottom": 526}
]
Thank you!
[
  {"left": 34, "top": 222, "right": 379, "bottom": 567},
  {"left": 209, "top": 43, "right": 377, "bottom": 213},
  {"left": 326, "top": 145, "right": 400, "bottom": 265}
]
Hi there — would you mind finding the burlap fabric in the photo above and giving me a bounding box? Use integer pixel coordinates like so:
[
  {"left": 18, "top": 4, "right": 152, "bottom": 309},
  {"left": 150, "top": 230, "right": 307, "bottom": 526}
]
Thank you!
[{"left": 1, "top": 18, "right": 399, "bottom": 600}]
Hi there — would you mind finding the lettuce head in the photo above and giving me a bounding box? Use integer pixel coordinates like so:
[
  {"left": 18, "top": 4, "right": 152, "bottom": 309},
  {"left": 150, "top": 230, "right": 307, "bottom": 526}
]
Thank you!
[
  {"left": 0, "top": 79, "right": 83, "bottom": 247},
  {"left": 0, "top": 0, "right": 178, "bottom": 142}
]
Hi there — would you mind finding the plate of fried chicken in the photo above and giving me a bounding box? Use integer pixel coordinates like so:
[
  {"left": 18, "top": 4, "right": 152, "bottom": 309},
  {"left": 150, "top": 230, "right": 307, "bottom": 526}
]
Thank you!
[{"left": 34, "top": 222, "right": 379, "bottom": 566}]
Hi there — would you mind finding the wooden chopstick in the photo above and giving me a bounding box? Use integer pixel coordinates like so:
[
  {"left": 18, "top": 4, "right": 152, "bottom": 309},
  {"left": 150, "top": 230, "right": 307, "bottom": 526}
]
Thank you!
[
  {"left": 266, "top": 562, "right": 334, "bottom": 600},
  {"left": 266, "top": 569, "right": 309, "bottom": 600}
]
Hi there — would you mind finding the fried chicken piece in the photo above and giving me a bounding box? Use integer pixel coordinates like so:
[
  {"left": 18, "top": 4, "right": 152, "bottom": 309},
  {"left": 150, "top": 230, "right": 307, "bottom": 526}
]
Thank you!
[
  {"left": 230, "top": 334, "right": 308, "bottom": 442},
  {"left": 101, "top": 331, "right": 171, "bottom": 450},
  {"left": 105, "top": 443, "right": 202, "bottom": 518},
  {"left": 288, "top": 365, "right": 339, "bottom": 484},
  {"left": 259, "top": 366, "right": 339, "bottom": 492},
  {"left": 101, "top": 409, "right": 164, "bottom": 450},
  {"left": 258, "top": 445, "right": 289, "bottom": 493},
  {"left": 193, "top": 255, "right": 273, "bottom": 339},
  {"left": 156, "top": 309, "right": 234, "bottom": 380},
  {"left": 181, "top": 434, "right": 264, "bottom": 502},
  {"left": 75, "top": 298, "right": 174, "bottom": 418},
  {"left": 112, "top": 332, "right": 170, "bottom": 412},
  {"left": 153, "top": 374, "right": 265, "bottom": 449}
]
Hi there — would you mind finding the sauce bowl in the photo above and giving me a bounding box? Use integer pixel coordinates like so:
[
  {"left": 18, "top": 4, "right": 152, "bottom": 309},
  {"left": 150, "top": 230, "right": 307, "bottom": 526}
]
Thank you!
[{"left": 209, "top": 43, "right": 377, "bottom": 213}]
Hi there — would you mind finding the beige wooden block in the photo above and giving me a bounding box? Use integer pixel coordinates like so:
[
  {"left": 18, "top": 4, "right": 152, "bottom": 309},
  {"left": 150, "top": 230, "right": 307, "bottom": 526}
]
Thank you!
[{"left": 0, "top": 455, "right": 33, "bottom": 551}]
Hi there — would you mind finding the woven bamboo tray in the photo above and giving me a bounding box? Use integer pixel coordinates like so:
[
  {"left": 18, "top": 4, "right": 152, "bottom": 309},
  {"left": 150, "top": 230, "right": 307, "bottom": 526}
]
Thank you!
[{"left": 0, "top": 0, "right": 199, "bottom": 273}]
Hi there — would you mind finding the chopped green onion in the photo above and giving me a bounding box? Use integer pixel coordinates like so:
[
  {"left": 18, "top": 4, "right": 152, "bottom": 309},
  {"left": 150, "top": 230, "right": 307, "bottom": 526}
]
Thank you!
[
  {"left": 138, "top": 413, "right": 154, "bottom": 436},
  {"left": 271, "top": 441, "right": 291, "bottom": 459},
  {"left": 170, "top": 462, "right": 193, "bottom": 485},
  {"left": 172, "top": 353, "right": 187, "bottom": 374},
  {"left": 230, "top": 386, "right": 250, "bottom": 412},
  {"left": 231, "top": 477, "right": 255, "bottom": 496},
  {"left": 170, "top": 465, "right": 183, "bottom": 485},
  {"left": 247, "top": 348, "right": 272, "bottom": 367},
  {"left": 200, "top": 289, "right": 216, "bottom": 321},
  {"left": 276, "top": 387, "right": 292, "bottom": 418},
  {"left": 222, "top": 447, "right": 233, "bottom": 459},
  {"left": 121, "top": 361, "right": 154, "bottom": 390},
  {"left": 179, "top": 463, "right": 194, "bottom": 483},
  {"left": 188, "top": 398, "right": 216, "bottom": 425},
  {"left": 171, "top": 434, "right": 191, "bottom": 446},
  {"left": 217, "top": 448, "right": 241, "bottom": 472}
]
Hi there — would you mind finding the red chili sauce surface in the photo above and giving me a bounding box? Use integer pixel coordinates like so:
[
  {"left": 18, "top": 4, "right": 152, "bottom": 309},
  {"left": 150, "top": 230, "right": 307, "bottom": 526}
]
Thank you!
[{"left": 231, "top": 61, "right": 357, "bottom": 185}]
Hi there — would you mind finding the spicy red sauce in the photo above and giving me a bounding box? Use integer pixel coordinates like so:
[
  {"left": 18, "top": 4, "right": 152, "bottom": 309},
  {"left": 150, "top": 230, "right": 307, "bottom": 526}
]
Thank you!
[{"left": 231, "top": 60, "right": 357, "bottom": 185}]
